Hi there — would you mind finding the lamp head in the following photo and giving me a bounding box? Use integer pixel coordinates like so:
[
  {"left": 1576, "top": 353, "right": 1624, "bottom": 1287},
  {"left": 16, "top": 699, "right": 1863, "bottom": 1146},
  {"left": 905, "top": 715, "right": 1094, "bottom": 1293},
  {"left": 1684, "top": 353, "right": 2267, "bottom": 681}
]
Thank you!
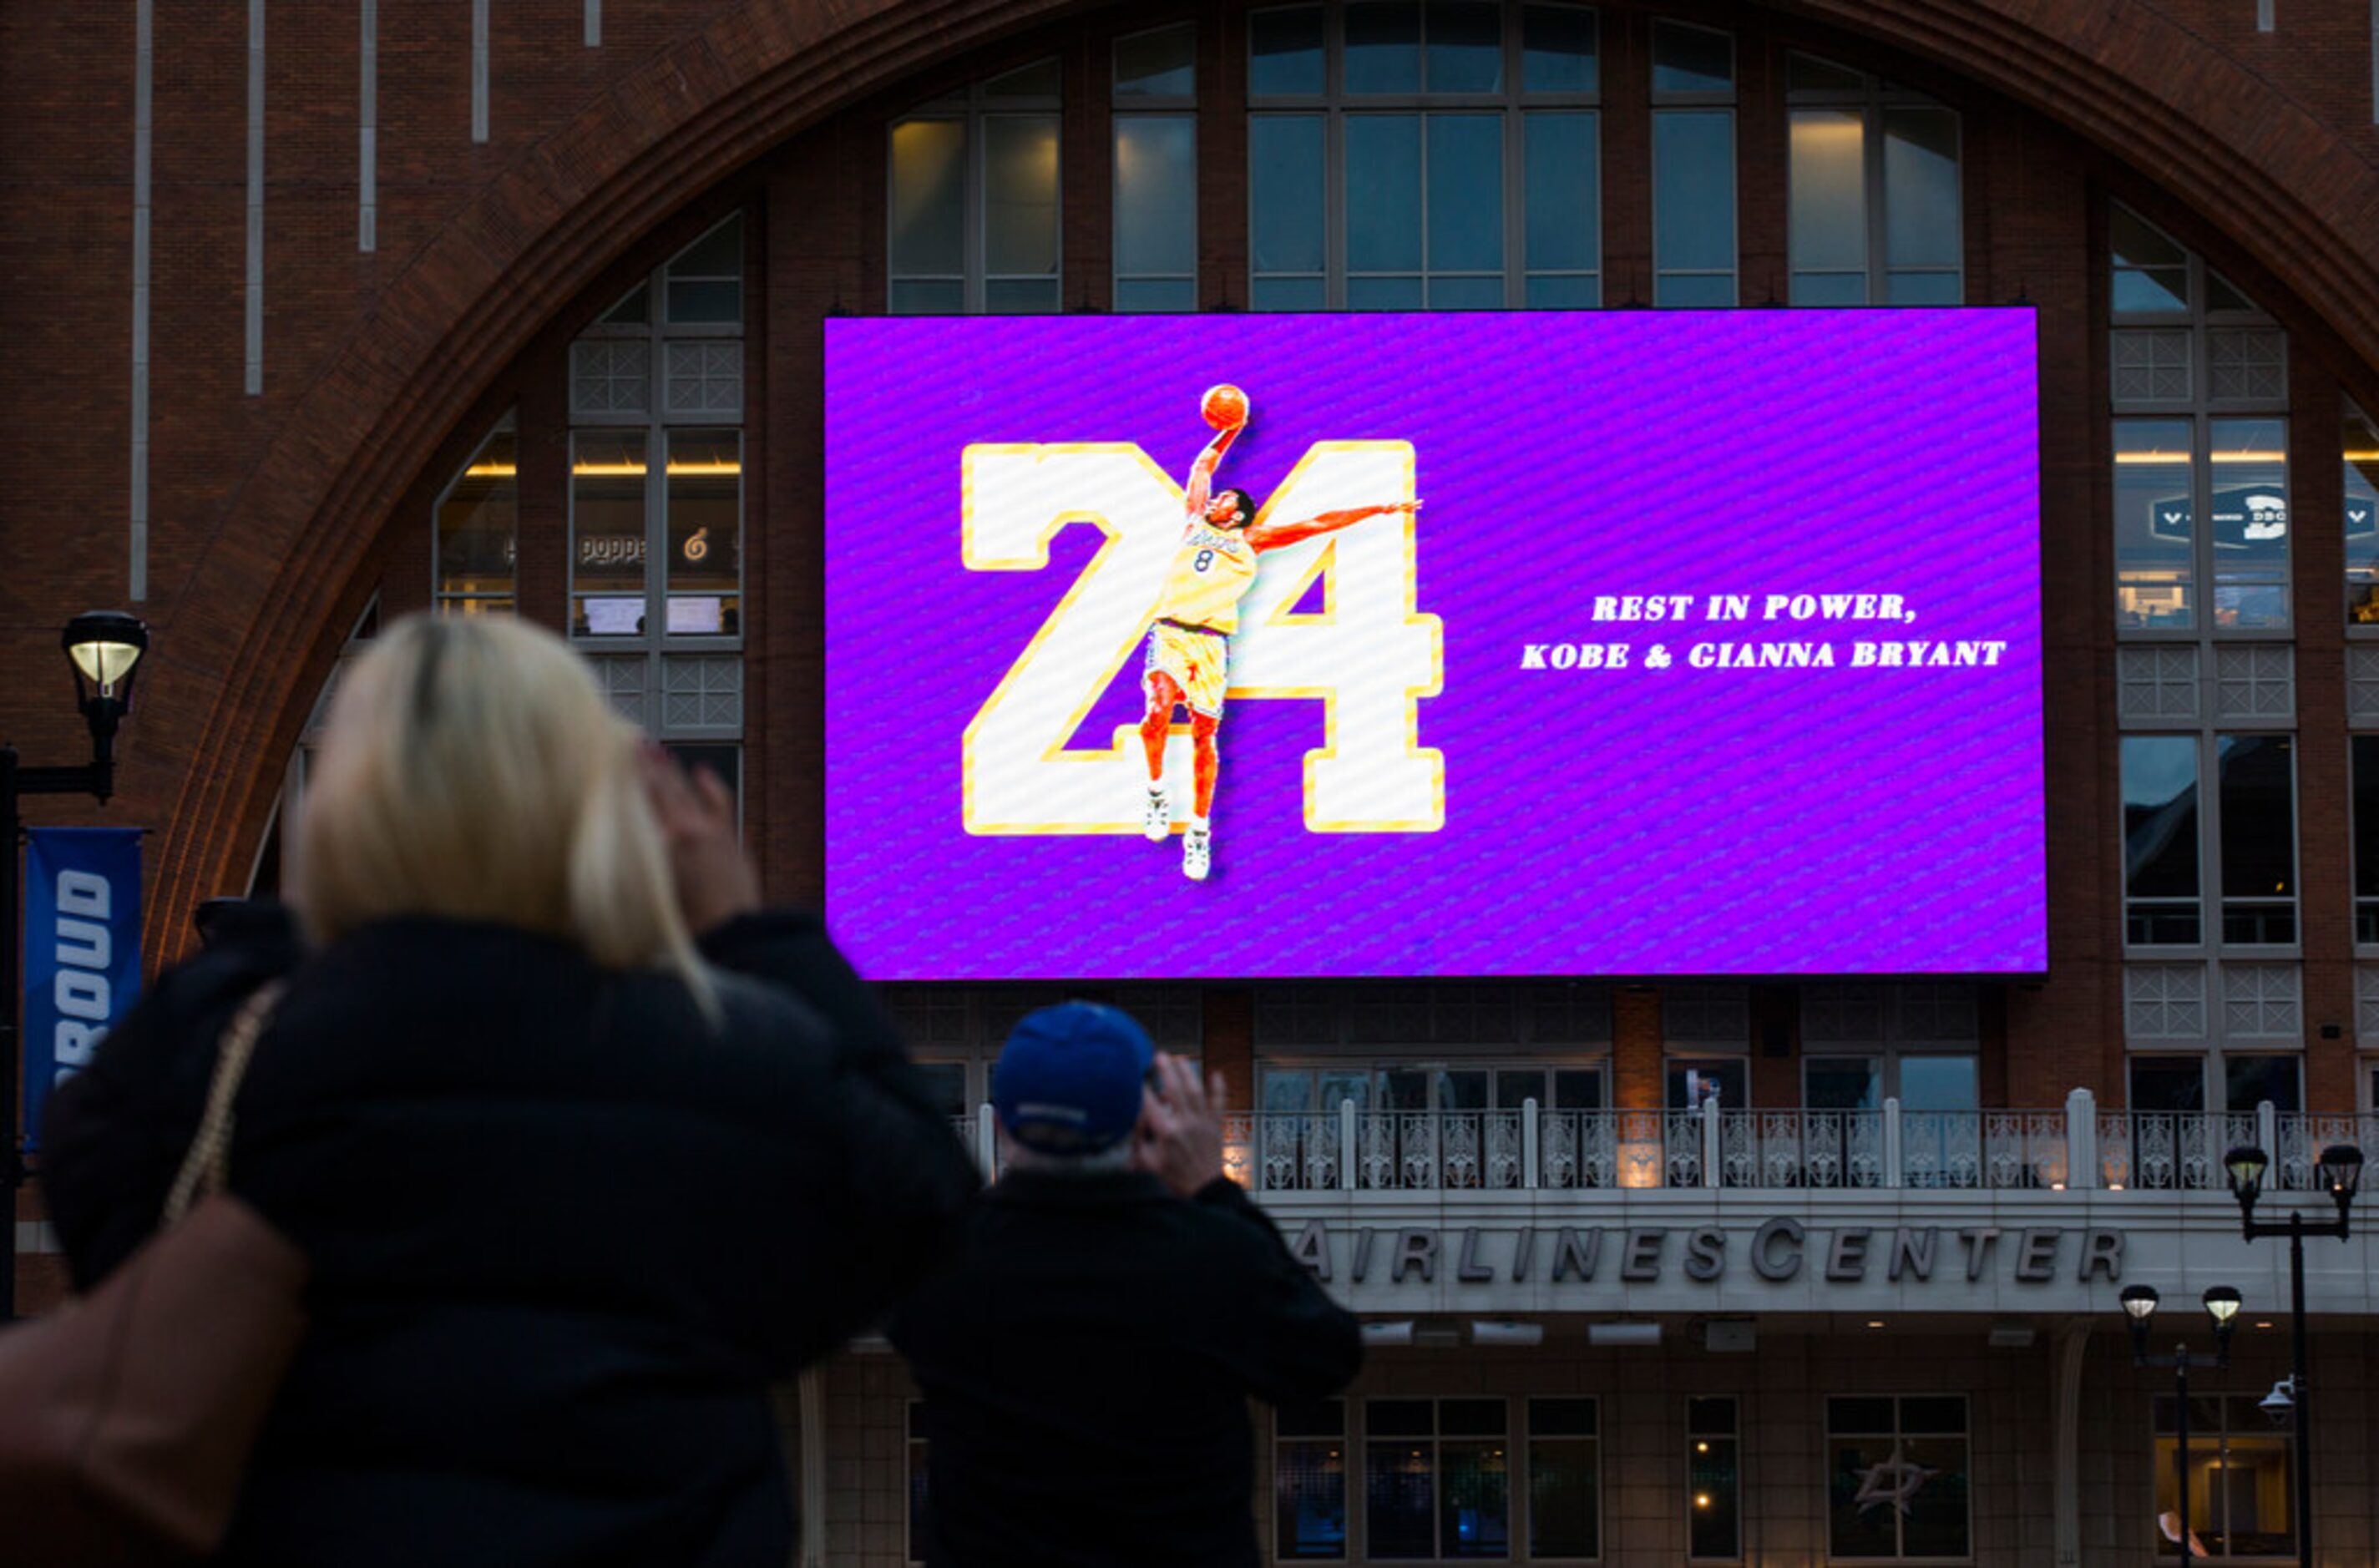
[
  {"left": 2224, "top": 1145, "right": 2270, "bottom": 1203},
  {"left": 2316, "top": 1143, "right": 2364, "bottom": 1202},
  {"left": 2202, "top": 1285, "right": 2242, "bottom": 1331},
  {"left": 62, "top": 610, "right": 149, "bottom": 711},
  {"left": 2120, "top": 1283, "right": 2160, "bottom": 1323}
]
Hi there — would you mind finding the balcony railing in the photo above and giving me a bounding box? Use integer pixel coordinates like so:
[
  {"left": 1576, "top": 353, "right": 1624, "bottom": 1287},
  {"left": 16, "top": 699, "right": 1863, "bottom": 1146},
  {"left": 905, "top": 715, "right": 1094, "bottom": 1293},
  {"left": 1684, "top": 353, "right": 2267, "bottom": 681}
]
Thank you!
[{"left": 946, "top": 1095, "right": 2379, "bottom": 1194}]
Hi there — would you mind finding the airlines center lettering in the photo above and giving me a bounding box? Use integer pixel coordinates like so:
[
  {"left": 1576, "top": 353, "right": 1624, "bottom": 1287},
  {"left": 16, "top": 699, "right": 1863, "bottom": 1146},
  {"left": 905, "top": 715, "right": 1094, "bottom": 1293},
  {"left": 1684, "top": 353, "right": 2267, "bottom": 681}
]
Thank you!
[{"left": 1288, "top": 1220, "right": 2126, "bottom": 1287}]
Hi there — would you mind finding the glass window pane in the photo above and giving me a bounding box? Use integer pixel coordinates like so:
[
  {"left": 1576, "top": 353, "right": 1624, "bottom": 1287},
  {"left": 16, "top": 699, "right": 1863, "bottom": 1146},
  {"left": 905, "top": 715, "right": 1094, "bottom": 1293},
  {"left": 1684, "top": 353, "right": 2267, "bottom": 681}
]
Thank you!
[
  {"left": 2112, "top": 206, "right": 2190, "bottom": 316},
  {"left": 1900, "top": 1396, "right": 1966, "bottom": 1435},
  {"left": 1379, "top": 1070, "right": 1432, "bottom": 1111},
  {"left": 1789, "top": 109, "right": 1866, "bottom": 276},
  {"left": 666, "top": 245, "right": 742, "bottom": 321},
  {"left": 1805, "top": 1056, "right": 1881, "bottom": 1111},
  {"left": 889, "top": 279, "right": 964, "bottom": 315},
  {"left": 2207, "top": 268, "right": 2256, "bottom": 314},
  {"left": 1522, "top": 4, "right": 1596, "bottom": 94},
  {"left": 1883, "top": 108, "right": 1960, "bottom": 271},
  {"left": 1347, "top": 114, "right": 1423, "bottom": 272},
  {"left": 2217, "top": 1434, "right": 2295, "bottom": 1556},
  {"left": 1829, "top": 1396, "right": 1895, "bottom": 1433},
  {"left": 2218, "top": 733, "right": 2295, "bottom": 943},
  {"left": 1495, "top": 1070, "right": 1547, "bottom": 1108},
  {"left": 2210, "top": 416, "right": 2290, "bottom": 630},
  {"left": 1346, "top": 3, "right": 1421, "bottom": 93},
  {"left": 2123, "top": 736, "right": 2201, "bottom": 902},
  {"left": 1898, "top": 1055, "right": 1977, "bottom": 1112},
  {"left": 1440, "top": 1399, "right": 1505, "bottom": 1436},
  {"left": 1532, "top": 1399, "right": 1597, "bottom": 1437},
  {"left": 573, "top": 431, "right": 647, "bottom": 634},
  {"left": 914, "top": 1062, "right": 969, "bottom": 1118},
  {"left": 1116, "top": 115, "right": 1197, "bottom": 278},
  {"left": 984, "top": 277, "right": 1060, "bottom": 313},
  {"left": 984, "top": 58, "right": 1060, "bottom": 98},
  {"left": 1524, "top": 112, "right": 1599, "bottom": 274},
  {"left": 1367, "top": 1436, "right": 1436, "bottom": 1558},
  {"left": 438, "top": 427, "right": 517, "bottom": 602},
  {"left": 1688, "top": 1397, "right": 1736, "bottom": 1436},
  {"left": 1115, "top": 277, "right": 1196, "bottom": 312},
  {"left": 1898, "top": 1436, "right": 1971, "bottom": 1556},
  {"left": 1440, "top": 1439, "right": 1509, "bottom": 1558},
  {"left": 984, "top": 115, "right": 1060, "bottom": 277},
  {"left": 1278, "top": 1439, "right": 1349, "bottom": 1558},
  {"left": 1426, "top": 114, "right": 1502, "bottom": 273},
  {"left": 599, "top": 285, "right": 649, "bottom": 325},
  {"left": 1668, "top": 1059, "right": 1745, "bottom": 1110},
  {"left": 889, "top": 119, "right": 966, "bottom": 277},
  {"left": 1115, "top": 23, "right": 1195, "bottom": 98},
  {"left": 1793, "top": 271, "right": 1865, "bottom": 306},
  {"left": 1688, "top": 1435, "right": 1739, "bottom": 1558},
  {"left": 2114, "top": 419, "right": 2198, "bottom": 630},
  {"left": 1252, "top": 115, "right": 1327, "bottom": 273},
  {"left": 1788, "top": 53, "right": 1867, "bottom": 93},
  {"left": 665, "top": 744, "right": 739, "bottom": 817},
  {"left": 1829, "top": 1438, "right": 1900, "bottom": 1558},
  {"left": 1437, "top": 1070, "right": 1490, "bottom": 1111},
  {"left": 1425, "top": 2, "right": 1501, "bottom": 93},
  {"left": 1552, "top": 1069, "right": 1603, "bottom": 1109},
  {"left": 2225, "top": 1054, "right": 2301, "bottom": 1115},
  {"left": 2129, "top": 1056, "right": 2206, "bottom": 1112},
  {"left": 1655, "top": 111, "right": 1735, "bottom": 276},
  {"left": 1251, "top": 5, "right": 1325, "bottom": 95},
  {"left": 1653, "top": 22, "right": 1732, "bottom": 95},
  {"left": 1885, "top": 270, "right": 1961, "bottom": 305},
  {"left": 1530, "top": 1438, "right": 1599, "bottom": 1558},
  {"left": 1262, "top": 1070, "right": 1314, "bottom": 1112},
  {"left": 1254, "top": 276, "right": 1328, "bottom": 311},
  {"left": 666, "top": 429, "right": 740, "bottom": 637},
  {"left": 667, "top": 216, "right": 741, "bottom": 279},
  {"left": 1526, "top": 273, "right": 1599, "bottom": 307},
  {"left": 2356, "top": 736, "right": 2379, "bottom": 942},
  {"left": 2345, "top": 406, "right": 2379, "bottom": 622},
  {"left": 1283, "top": 1399, "right": 1348, "bottom": 1438},
  {"left": 1658, "top": 273, "right": 1734, "bottom": 307}
]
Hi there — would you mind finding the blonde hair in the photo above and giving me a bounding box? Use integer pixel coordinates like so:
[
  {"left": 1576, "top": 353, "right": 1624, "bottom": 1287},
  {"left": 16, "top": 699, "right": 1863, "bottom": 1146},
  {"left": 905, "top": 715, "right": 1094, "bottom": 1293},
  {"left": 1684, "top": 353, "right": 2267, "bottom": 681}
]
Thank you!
[{"left": 294, "top": 613, "right": 713, "bottom": 1012}]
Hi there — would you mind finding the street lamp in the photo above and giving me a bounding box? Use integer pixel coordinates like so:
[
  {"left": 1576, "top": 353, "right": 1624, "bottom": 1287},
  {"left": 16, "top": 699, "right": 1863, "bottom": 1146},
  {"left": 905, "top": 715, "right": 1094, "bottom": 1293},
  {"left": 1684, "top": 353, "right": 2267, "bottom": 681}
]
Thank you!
[
  {"left": 2225, "top": 1139, "right": 2360, "bottom": 1568},
  {"left": 2118, "top": 1283, "right": 2241, "bottom": 1561},
  {"left": 1, "top": 610, "right": 149, "bottom": 1321}
]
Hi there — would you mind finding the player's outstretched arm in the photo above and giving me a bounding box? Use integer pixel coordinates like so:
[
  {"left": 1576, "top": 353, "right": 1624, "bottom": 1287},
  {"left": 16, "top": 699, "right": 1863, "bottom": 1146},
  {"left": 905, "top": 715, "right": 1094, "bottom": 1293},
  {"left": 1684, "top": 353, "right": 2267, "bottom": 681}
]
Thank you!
[
  {"left": 1245, "top": 498, "right": 1421, "bottom": 553},
  {"left": 1183, "top": 420, "right": 1246, "bottom": 517}
]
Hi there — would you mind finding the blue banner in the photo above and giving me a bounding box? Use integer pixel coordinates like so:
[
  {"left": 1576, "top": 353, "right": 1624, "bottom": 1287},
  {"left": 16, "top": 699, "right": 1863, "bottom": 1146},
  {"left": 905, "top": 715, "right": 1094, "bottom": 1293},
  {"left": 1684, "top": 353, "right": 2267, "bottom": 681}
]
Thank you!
[{"left": 23, "top": 827, "right": 142, "bottom": 1152}]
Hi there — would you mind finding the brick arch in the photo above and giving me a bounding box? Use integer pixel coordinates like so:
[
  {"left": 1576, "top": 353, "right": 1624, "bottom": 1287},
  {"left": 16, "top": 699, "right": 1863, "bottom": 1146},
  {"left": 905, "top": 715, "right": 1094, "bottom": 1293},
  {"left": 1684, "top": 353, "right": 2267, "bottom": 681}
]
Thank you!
[{"left": 145, "top": 0, "right": 2379, "bottom": 946}]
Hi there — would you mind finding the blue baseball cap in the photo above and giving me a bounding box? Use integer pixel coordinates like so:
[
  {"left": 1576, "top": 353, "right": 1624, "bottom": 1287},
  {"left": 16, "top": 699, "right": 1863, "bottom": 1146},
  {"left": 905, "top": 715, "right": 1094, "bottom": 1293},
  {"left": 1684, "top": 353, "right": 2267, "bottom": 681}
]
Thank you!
[{"left": 994, "top": 1002, "right": 1157, "bottom": 1153}]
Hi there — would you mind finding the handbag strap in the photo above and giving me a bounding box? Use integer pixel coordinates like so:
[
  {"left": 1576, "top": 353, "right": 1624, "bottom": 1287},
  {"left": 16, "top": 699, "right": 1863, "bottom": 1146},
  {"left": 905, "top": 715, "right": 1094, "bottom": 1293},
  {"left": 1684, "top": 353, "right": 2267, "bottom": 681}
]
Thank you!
[{"left": 162, "top": 980, "right": 287, "bottom": 1227}]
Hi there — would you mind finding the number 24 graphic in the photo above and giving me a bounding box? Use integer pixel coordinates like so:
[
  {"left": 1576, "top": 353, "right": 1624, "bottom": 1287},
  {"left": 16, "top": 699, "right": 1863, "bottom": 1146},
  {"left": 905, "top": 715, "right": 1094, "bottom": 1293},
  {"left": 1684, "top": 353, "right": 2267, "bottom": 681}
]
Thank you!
[{"left": 959, "top": 441, "right": 1443, "bottom": 836}]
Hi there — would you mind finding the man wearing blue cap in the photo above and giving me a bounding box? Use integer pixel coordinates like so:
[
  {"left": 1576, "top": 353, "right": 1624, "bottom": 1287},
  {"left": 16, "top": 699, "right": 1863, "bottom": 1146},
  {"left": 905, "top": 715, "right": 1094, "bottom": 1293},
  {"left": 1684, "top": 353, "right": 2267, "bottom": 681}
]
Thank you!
[{"left": 888, "top": 1001, "right": 1361, "bottom": 1567}]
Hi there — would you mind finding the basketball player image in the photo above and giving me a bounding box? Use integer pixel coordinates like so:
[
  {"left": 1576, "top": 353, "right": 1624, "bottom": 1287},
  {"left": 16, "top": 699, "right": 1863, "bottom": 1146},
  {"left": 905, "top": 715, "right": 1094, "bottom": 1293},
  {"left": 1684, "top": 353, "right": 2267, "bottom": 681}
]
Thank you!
[{"left": 1140, "top": 385, "right": 1424, "bottom": 882}]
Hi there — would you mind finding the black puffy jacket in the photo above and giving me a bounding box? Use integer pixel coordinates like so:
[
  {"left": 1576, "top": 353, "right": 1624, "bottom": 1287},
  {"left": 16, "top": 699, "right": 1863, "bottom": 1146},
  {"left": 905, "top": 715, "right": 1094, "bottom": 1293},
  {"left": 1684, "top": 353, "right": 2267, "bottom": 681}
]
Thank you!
[{"left": 43, "top": 908, "right": 979, "bottom": 1568}]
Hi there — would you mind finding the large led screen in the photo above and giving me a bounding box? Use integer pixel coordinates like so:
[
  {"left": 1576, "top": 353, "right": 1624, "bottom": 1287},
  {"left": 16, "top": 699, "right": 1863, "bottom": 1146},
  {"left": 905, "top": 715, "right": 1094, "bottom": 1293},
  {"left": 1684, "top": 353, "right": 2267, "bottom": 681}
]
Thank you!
[{"left": 826, "top": 311, "right": 2043, "bottom": 980}]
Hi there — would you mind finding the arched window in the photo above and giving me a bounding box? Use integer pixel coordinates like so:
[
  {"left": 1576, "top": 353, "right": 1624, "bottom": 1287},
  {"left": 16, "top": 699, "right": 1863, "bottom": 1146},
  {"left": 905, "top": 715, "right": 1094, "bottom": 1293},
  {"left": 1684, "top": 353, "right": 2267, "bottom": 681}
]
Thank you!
[
  {"left": 433, "top": 415, "right": 516, "bottom": 616},
  {"left": 1785, "top": 53, "right": 1961, "bottom": 305}
]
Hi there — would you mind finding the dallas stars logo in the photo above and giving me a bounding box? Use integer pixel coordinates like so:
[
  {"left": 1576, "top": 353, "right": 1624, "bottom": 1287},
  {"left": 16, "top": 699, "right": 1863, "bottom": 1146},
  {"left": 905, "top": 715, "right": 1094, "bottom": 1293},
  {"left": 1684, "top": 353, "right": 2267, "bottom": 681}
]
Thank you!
[{"left": 1851, "top": 1447, "right": 1940, "bottom": 1517}]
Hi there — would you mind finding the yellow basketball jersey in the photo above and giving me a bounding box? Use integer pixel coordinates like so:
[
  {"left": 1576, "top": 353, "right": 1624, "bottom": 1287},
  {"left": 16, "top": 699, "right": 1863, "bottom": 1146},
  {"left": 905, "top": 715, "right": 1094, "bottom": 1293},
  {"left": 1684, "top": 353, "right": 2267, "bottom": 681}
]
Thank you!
[{"left": 1152, "top": 524, "right": 1258, "bottom": 634}]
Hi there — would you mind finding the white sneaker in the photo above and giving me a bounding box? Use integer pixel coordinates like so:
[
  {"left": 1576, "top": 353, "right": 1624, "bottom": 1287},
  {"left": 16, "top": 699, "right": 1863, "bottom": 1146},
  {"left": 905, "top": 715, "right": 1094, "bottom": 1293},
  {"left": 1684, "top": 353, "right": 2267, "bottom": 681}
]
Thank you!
[
  {"left": 1182, "top": 827, "right": 1212, "bottom": 882},
  {"left": 1142, "top": 788, "right": 1170, "bottom": 842}
]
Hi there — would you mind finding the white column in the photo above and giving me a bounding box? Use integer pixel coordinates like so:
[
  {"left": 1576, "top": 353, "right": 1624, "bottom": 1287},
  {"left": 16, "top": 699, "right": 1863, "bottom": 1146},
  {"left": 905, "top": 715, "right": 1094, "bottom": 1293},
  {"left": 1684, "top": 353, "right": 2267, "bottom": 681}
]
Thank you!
[
  {"left": 1884, "top": 1096, "right": 1905, "bottom": 1189},
  {"left": 2066, "top": 1087, "right": 2099, "bottom": 1190},
  {"left": 797, "top": 1369, "right": 827, "bottom": 1568},
  {"left": 2053, "top": 1317, "right": 2090, "bottom": 1566},
  {"left": 1522, "top": 1096, "right": 1540, "bottom": 1191},
  {"left": 1339, "top": 1098, "right": 1358, "bottom": 1192}
]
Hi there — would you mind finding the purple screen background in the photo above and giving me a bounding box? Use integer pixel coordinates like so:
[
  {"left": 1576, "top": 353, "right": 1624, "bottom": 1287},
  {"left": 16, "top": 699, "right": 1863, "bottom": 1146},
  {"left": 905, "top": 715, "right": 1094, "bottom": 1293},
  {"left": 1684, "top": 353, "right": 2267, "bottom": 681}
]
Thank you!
[{"left": 825, "top": 311, "right": 2044, "bottom": 980}]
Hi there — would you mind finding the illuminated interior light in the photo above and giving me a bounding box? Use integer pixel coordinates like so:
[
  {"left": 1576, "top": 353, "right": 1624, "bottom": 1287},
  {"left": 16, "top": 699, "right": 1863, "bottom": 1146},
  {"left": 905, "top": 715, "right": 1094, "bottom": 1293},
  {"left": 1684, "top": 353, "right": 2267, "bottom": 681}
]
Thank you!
[
  {"left": 1695, "top": 1494, "right": 1713, "bottom": 1509},
  {"left": 1696, "top": 1441, "right": 1710, "bottom": 1454},
  {"left": 2345, "top": 451, "right": 2379, "bottom": 462},
  {"left": 464, "top": 463, "right": 518, "bottom": 478},
  {"left": 2112, "top": 450, "right": 2287, "bottom": 465},
  {"left": 1866, "top": 1320, "right": 1885, "bottom": 1329}
]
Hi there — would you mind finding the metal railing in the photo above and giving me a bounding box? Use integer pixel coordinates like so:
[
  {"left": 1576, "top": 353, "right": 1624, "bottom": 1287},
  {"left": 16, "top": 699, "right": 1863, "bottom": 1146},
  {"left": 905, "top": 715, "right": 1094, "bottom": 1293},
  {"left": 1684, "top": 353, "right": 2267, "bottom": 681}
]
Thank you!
[{"left": 951, "top": 1095, "right": 2379, "bottom": 1195}]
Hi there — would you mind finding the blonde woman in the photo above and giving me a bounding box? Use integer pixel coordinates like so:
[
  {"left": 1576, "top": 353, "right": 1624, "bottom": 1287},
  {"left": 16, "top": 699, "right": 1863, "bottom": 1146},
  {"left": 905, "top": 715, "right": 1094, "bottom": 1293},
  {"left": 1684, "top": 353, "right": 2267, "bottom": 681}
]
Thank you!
[{"left": 44, "top": 614, "right": 979, "bottom": 1568}]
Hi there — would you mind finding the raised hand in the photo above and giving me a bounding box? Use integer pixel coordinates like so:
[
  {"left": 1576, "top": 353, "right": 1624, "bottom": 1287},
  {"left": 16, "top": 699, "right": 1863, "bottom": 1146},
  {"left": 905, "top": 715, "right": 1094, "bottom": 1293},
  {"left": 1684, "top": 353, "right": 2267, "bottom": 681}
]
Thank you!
[
  {"left": 637, "top": 741, "right": 762, "bottom": 936},
  {"left": 1131, "top": 1051, "right": 1229, "bottom": 1198}
]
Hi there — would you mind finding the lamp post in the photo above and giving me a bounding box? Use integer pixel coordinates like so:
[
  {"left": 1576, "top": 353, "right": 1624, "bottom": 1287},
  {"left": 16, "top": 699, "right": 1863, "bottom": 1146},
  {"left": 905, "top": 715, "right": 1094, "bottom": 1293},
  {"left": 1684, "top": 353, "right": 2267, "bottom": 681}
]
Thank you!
[
  {"left": 2120, "top": 1283, "right": 2241, "bottom": 1561},
  {"left": 1, "top": 610, "right": 149, "bottom": 1321},
  {"left": 2223, "top": 1139, "right": 2362, "bottom": 1568}
]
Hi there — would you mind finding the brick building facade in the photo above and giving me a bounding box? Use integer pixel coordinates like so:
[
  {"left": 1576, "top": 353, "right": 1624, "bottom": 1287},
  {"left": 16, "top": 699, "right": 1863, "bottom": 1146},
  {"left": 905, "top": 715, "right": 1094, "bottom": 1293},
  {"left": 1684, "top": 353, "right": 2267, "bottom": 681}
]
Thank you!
[{"left": 10, "top": 1, "right": 2379, "bottom": 1562}]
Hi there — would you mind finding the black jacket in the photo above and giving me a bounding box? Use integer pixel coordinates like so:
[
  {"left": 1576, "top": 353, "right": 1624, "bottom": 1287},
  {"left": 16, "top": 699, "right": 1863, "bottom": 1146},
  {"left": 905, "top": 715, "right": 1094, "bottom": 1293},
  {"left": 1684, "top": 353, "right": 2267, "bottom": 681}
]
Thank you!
[
  {"left": 888, "top": 1168, "right": 1361, "bottom": 1568},
  {"left": 43, "top": 908, "right": 980, "bottom": 1568}
]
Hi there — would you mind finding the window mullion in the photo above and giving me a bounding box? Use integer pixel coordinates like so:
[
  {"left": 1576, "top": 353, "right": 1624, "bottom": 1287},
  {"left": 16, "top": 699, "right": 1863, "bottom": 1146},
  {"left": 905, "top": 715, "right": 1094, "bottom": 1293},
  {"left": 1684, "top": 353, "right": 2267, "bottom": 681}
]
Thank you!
[
  {"left": 645, "top": 421, "right": 666, "bottom": 666},
  {"left": 1865, "top": 93, "right": 1885, "bottom": 304},
  {"left": 965, "top": 99, "right": 985, "bottom": 314}
]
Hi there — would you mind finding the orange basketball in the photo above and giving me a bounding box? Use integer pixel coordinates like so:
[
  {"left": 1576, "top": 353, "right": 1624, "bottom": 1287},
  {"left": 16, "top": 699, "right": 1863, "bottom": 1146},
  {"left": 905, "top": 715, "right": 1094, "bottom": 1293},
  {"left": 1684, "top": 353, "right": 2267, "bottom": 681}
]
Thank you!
[{"left": 1201, "top": 383, "right": 1250, "bottom": 429}]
